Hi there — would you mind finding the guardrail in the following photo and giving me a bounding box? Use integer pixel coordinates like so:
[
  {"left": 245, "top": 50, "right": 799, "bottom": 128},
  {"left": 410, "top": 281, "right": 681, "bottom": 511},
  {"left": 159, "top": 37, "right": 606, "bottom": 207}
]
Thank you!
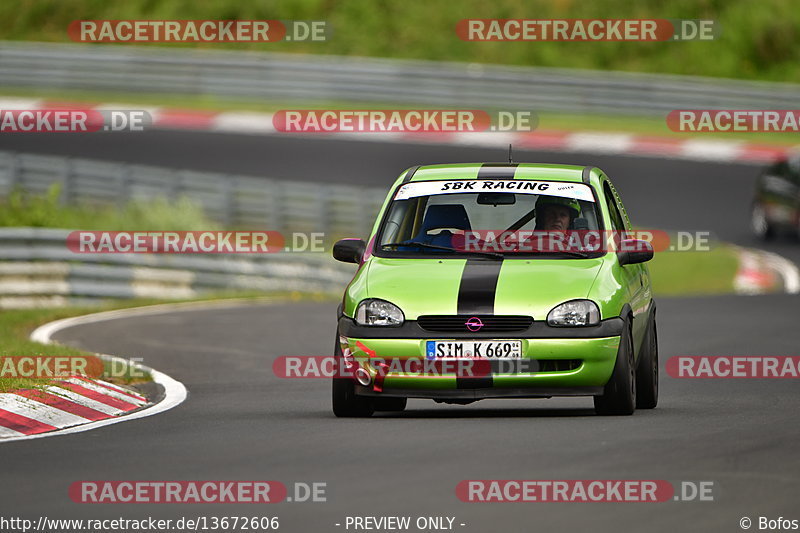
[
  {"left": 0, "top": 150, "right": 383, "bottom": 308},
  {"left": 2, "top": 41, "right": 800, "bottom": 116},
  {"left": 0, "top": 228, "right": 355, "bottom": 308},
  {"left": 0, "top": 150, "right": 387, "bottom": 235}
]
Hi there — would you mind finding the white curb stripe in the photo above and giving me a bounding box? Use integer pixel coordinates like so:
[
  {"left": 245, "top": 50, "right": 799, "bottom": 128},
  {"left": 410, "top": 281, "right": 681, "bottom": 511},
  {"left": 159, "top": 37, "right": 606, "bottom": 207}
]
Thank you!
[
  {"left": 761, "top": 250, "right": 800, "bottom": 294},
  {"left": 45, "top": 386, "right": 125, "bottom": 416},
  {"left": 452, "top": 131, "right": 518, "bottom": 147},
  {"left": 0, "top": 393, "right": 90, "bottom": 427},
  {"left": 680, "top": 139, "right": 745, "bottom": 161},
  {"left": 213, "top": 112, "right": 276, "bottom": 133},
  {"left": 0, "top": 98, "right": 44, "bottom": 109},
  {"left": 82, "top": 378, "right": 147, "bottom": 401},
  {"left": 0, "top": 426, "right": 26, "bottom": 438},
  {"left": 734, "top": 249, "right": 769, "bottom": 295},
  {"left": 61, "top": 377, "right": 148, "bottom": 406},
  {"left": 733, "top": 246, "right": 800, "bottom": 295},
  {"left": 0, "top": 301, "right": 200, "bottom": 442},
  {"left": 566, "top": 132, "right": 634, "bottom": 153},
  {"left": 94, "top": 104, "right": 162, "bottom": 117}
]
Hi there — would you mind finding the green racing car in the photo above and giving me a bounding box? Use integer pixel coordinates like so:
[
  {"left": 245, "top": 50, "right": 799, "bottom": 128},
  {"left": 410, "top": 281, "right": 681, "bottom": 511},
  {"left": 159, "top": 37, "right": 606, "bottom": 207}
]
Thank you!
[{"left": 332, "top": 163, "right": 657, "bottom": 416}]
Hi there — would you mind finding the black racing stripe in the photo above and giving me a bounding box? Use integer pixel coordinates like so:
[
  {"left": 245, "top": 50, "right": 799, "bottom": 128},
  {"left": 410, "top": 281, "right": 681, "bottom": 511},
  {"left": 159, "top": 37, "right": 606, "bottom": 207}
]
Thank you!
[
  {"left": 455, "top": 346, "right": 540, "bottom": 389},
  {"left": 457, "top": 259, "right": 504, "bottom": 314},
  {"left": 402, "top": 165, "right": 420, "bottom": 183},
  {"left": 454, "top": 216, "right": 506, "bottom": 389},
  {"left": 476, "top": 163, "right": 519, "bottom": 179}
]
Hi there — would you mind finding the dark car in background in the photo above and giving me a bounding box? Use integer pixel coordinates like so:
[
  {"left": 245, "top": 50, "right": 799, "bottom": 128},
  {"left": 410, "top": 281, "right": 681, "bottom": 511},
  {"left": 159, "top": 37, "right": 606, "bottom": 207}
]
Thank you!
[{"left": 752, "top": 153, "right": 800, "bottom": 240}]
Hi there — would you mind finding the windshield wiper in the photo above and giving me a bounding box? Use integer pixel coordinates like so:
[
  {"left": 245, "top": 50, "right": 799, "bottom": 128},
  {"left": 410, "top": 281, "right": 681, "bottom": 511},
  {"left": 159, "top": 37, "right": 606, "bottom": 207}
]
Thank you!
[
  {"left": 381, "top": 241, "right": 504, "bottom": 260},
  {"left": 541, "top": 250, "right": 590, "bottom": 259}
]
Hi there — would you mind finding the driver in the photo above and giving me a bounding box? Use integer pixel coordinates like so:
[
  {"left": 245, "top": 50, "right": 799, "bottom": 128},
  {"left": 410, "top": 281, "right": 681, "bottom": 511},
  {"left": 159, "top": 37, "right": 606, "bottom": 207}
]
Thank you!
[{"left": 534, "top": 196, "right": 581, "bottom": 232}]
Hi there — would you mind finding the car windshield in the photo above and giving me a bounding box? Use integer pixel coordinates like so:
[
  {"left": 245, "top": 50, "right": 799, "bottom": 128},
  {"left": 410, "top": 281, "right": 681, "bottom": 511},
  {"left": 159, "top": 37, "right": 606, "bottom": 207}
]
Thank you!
[{"left": 377, "top": 179, "right": 605, "bottom": 258}]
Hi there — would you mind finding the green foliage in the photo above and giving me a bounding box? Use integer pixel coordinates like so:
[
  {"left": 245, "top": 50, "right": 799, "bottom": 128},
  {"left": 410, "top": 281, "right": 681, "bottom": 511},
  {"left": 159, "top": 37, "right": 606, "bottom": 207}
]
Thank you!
[
  {"left": 0, "top": 184, "right": 219, "bottom": 231},
  {"left": 0, "top": 0, "right": 798, "bottom": 81}
]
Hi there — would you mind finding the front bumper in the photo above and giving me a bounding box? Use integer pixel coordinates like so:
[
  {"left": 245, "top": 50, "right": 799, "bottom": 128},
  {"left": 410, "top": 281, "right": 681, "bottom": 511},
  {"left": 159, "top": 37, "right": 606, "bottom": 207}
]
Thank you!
[{"left": 338, "top": 316, "right": 622, "bottom": 399}]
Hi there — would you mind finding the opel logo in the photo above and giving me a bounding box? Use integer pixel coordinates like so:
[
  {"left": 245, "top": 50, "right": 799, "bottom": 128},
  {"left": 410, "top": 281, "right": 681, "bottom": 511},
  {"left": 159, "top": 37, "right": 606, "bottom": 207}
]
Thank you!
[{"left": 465, "top": 317, "right": 484, "bottom": 332}]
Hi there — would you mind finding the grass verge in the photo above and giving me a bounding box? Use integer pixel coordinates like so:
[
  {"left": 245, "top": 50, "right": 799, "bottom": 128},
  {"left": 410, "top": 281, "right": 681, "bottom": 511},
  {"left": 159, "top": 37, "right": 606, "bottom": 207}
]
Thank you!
[{"left": 648, "top": 243, "right": 740, "bottom": 296}]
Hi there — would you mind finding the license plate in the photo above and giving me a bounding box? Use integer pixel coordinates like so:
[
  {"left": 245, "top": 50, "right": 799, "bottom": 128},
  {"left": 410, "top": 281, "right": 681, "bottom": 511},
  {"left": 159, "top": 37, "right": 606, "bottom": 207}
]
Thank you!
[{"left": 426, "top": 340, "right": 522, "bottom": 359}]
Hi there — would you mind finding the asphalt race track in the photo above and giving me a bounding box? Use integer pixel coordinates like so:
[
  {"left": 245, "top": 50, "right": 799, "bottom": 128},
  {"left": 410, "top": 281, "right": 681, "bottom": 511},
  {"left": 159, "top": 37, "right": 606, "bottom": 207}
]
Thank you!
[{"left": 1, "top": 132, "right": 799, "bottom": 532}]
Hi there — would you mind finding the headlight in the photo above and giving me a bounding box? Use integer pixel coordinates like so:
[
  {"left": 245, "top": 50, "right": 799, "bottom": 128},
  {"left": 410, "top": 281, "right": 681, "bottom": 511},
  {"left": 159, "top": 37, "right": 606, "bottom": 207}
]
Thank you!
[
  {"left": 547, "top": 299, "right": 600, "bottom": 327},
  {"left": 355, "top": 299, "right": 405, "bottom": 327}
]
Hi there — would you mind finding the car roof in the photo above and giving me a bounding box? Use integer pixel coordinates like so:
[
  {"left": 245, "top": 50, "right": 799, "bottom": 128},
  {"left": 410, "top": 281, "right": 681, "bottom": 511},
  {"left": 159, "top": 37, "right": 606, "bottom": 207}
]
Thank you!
[{"left": 405, "top": 163, "right": 591, "bottom": 183}]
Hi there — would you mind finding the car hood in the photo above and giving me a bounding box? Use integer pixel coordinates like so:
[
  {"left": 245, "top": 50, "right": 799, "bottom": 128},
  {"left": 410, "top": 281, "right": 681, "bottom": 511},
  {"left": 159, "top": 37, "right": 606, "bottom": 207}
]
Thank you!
[{"left": 364, "top": 256, "right": 605, "bottom": 320}]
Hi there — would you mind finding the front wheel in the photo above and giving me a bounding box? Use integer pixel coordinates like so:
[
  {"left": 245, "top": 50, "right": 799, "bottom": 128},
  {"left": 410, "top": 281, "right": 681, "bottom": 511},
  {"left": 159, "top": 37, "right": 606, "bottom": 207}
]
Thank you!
[
  {"left": 594, "top": 320, "right": 636, "bottom": 416},
  {"left": 332, "top": 338, "right": 374, "bottom": 418},
  {"left": 635, "top": 314, "right": 659, "bottom": 409}
]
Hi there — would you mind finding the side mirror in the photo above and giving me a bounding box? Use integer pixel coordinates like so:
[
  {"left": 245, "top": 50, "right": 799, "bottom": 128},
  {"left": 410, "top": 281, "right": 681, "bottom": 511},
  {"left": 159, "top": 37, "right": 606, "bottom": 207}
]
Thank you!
[
  {"left": 617, "top": 239, "right": 654, "bottom": 266},
  {"left": 332, "top": 238, "right": 366, "bottom": 264}
]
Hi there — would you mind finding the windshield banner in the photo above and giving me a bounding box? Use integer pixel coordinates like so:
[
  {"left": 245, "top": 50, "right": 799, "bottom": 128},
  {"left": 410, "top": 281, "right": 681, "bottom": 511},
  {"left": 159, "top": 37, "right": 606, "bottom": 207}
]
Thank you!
[{"left": 394, "top": 180, "right": 595, "bottom": 202}]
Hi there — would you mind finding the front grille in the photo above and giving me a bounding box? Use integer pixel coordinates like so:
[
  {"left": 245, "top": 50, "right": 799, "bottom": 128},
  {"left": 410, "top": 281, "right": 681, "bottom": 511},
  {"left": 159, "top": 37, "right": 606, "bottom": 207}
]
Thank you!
[
  {"left": 417, "top": 315, "right": 533, "bottom": 333},
  {"left": 537, "top": 359, "right": 582, "bottom": 372}
]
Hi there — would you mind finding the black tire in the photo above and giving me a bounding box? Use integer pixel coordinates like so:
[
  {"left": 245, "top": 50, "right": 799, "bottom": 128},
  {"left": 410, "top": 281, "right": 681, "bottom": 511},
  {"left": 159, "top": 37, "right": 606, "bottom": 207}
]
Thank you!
[
  {"left": 751, "top": 203, "right": 775, "bottom": 241},
  {"left": 372, "top": 397, "right": 407, "bottom": 412},
  {"left": 332, "top": 338, "right": 374, "bottom": 418},
  {"left": 635, "top": 313, "right": 659, "bottom": 410},
  {"left": 594, "top": 319, "right": 636, "bottom": 416}
]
